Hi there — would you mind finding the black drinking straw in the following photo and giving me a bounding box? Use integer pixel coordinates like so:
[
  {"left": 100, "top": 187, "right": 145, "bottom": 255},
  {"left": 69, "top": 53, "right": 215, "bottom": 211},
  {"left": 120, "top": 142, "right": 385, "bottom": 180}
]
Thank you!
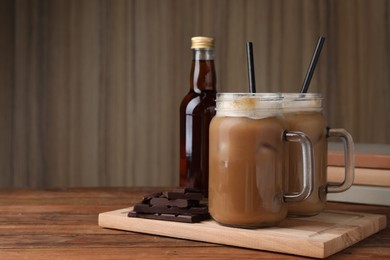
[
  {"left": 300, "top": 36, "right": 325, "bottom": 93},
  {"left": 246, "top": 42, "right": 256, "bottom": 93}
]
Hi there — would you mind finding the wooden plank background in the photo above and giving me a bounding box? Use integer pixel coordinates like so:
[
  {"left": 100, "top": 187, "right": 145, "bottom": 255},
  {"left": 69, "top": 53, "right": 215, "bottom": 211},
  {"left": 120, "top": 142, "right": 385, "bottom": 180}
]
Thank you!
[{"left": 0, "top": 0, "right": 389, "bottom": 188}]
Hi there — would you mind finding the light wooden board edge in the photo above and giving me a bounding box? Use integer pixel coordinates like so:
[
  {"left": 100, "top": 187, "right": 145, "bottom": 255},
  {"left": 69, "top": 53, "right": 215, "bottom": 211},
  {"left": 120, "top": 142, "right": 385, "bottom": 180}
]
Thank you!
[
  {"left": 320, "top": 211, "right": 386, "bottom": 257},
  {"left": 328, "top": 152, "right": 390, "bottom": 169},
  {"left": 327, "top": 166, "right": 390, "bottom": 187},
  {"left": 98, "top": 208, "right": 386, "bottom": 259}
]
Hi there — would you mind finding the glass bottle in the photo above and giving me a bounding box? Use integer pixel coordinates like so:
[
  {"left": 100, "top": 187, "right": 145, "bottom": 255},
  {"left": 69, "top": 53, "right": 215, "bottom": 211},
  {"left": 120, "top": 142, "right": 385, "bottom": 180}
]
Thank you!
[{"left": 179, "top": 36, "right": 217, "bottom": 197}]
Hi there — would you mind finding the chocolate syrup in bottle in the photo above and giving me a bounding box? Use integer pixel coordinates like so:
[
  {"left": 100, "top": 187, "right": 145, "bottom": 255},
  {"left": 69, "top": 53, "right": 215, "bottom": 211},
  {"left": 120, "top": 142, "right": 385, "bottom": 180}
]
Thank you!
[{"left": 180, "top": 36, "right": 217, "bottom": 197}]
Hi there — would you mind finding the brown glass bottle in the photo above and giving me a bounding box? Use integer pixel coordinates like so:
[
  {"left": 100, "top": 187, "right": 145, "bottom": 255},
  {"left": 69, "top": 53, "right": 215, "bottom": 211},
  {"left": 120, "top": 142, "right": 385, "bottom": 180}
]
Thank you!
[{"left": 180, "top": 36, "right": 217, "bottom": 197}]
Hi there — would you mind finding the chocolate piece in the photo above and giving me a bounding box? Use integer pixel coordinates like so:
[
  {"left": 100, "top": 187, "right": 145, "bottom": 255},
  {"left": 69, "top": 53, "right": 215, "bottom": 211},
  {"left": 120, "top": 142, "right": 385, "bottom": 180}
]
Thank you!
[
  {"left": 128, "top": 210, "right": 210, "bottom": 223},
  {"left": 163, "top": 188, "right": 203, "bottom": 200},
  {"left": 142, "top": 192, "right": 163, "bottom": 203},
  {"left": 129, "top": 188, "right": 209, "bottom": 223},
  {"left": 133, "top": 203, "right": 208, "bottom": 215},
  {"left": 150, "top": 197, "right": 198, "bottom": 208}
]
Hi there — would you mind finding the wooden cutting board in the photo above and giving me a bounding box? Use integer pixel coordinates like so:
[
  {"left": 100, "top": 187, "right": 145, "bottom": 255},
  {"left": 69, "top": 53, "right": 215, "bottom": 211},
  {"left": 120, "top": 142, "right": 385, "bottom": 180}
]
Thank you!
[{"left": 98, "top": 207, "right": 386, "bottom": 258}]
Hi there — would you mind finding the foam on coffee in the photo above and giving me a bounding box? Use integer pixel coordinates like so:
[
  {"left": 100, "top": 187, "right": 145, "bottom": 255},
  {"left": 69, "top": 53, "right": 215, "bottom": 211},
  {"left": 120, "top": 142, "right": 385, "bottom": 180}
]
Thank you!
[
  {"left": 215, "top": 93, "right": 282, "bottom": 119},
  {"left": 282, "top": 94, "right": 322, "bottom": 112}
]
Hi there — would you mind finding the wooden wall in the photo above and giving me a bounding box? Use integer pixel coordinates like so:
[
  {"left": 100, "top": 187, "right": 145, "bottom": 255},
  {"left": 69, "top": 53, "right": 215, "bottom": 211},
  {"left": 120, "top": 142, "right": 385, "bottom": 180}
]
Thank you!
[{"left": 1, "top": 0, "right": 389, "bottom": 188}]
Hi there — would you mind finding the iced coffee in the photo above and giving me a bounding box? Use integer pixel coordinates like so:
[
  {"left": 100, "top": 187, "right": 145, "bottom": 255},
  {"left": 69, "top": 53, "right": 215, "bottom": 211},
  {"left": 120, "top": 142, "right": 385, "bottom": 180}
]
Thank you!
[
  {"left": 282, "top": 93, "right": 354, "bottom": 216},
  {"left": 209, "top": 93, "right": 313, "bottom": 227}
]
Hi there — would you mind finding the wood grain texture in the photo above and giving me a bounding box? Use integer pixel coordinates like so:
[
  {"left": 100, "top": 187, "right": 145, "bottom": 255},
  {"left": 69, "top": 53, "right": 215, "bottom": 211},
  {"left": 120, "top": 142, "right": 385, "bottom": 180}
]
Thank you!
[
  {"left": 99, "top": 207, "right": 386, "bottom": 258},
  {"left": 0, "top": 188, "right": 389, "bottom": 259},
  {"left": 328, "top": 152, "right": 390, "bottom": 169},
  {"left": 0, "top": 0, "right": 389, "bottom": 188},
  {"left": 327, "top": 166, "right": 390, "bottom": 187}
]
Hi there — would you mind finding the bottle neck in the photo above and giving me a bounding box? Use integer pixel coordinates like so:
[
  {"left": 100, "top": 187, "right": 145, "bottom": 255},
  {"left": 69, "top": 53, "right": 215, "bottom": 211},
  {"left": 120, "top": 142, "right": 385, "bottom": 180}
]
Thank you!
[
  {"left": 193, "top": 48, "right": 215, "bottom": 60},
  {"left": 190, "top": 49, "right": 216, "bottom": 92}
]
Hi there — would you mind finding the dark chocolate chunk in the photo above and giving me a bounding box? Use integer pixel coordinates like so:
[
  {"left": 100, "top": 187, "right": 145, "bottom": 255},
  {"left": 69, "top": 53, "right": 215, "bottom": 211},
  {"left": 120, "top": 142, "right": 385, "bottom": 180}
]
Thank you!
[
  {"left": 142, "top": 192, "right": 163, "bottom": 203},
  {"left": 127, "top": 210, "right": 210, "bottom": 223},
  {"left": 129, "top": 188, "right": 209, "bottom": 223},
  {"left": 133, "top": 203, "right": 208, "bottom": 215},
  {"left": 150, "top": 197, "right": 198, "bottom": 208},
  {"left": 163, "top": 188, "right": 203, "bottom": 200}
]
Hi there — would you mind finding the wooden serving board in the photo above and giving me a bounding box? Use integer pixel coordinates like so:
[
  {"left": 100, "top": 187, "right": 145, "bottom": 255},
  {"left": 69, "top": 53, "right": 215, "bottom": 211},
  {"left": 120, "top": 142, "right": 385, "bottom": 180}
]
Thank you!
[{"left": 98, "top": 207, "right": 386, "bottom": 258}]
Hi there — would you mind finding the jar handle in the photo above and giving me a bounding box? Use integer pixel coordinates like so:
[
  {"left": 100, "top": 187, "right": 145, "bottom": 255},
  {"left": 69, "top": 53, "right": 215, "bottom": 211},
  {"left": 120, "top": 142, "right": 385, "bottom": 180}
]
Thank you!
[
  {"left": 283, "top": 131, "right": 314, "bottom": 202},
  {"left": 327, "top": 128, "right": 355, "bottom": 193}
]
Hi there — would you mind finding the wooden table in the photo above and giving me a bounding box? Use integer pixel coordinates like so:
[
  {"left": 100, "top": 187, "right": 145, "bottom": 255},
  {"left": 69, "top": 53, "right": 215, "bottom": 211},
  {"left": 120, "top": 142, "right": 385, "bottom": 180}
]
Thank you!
[{"left": 0, "top": 187, "right": 389, "bottom": 259}]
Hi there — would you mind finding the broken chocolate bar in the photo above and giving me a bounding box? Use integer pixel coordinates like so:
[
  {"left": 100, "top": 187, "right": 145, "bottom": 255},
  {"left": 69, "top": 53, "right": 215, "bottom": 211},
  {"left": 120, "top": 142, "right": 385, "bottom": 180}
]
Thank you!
[
  {"left": 128, "top": 188, "right": 209, "bottom": 223},
  {"left": 150, "top": 197, "right": 198, "bottom": 208},
  {"left": 141, "top": 192, "right": 163, "bottom": 203},
  {"left": 163, "top": 187, "right": 203, "bottom": 200},
  {"left": 128, "top": 211, "right": 210, "bottom": 223},
  {"left": 133, "top": 203, "right": 208, "bottom": 215}
]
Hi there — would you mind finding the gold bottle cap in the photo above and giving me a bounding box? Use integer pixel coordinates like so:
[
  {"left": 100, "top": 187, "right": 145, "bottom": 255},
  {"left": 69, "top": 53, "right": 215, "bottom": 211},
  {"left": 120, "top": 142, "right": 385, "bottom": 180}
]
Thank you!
[{"left": 191, "top": 36, "right": 215, "bottom": 49}]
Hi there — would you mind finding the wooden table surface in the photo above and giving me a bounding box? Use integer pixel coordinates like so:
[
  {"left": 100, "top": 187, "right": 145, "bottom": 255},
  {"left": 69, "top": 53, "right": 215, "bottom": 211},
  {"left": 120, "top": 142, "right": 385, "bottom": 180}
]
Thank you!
[{"left": 0, "top": 187, "right": 389, "bottom": 259}]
